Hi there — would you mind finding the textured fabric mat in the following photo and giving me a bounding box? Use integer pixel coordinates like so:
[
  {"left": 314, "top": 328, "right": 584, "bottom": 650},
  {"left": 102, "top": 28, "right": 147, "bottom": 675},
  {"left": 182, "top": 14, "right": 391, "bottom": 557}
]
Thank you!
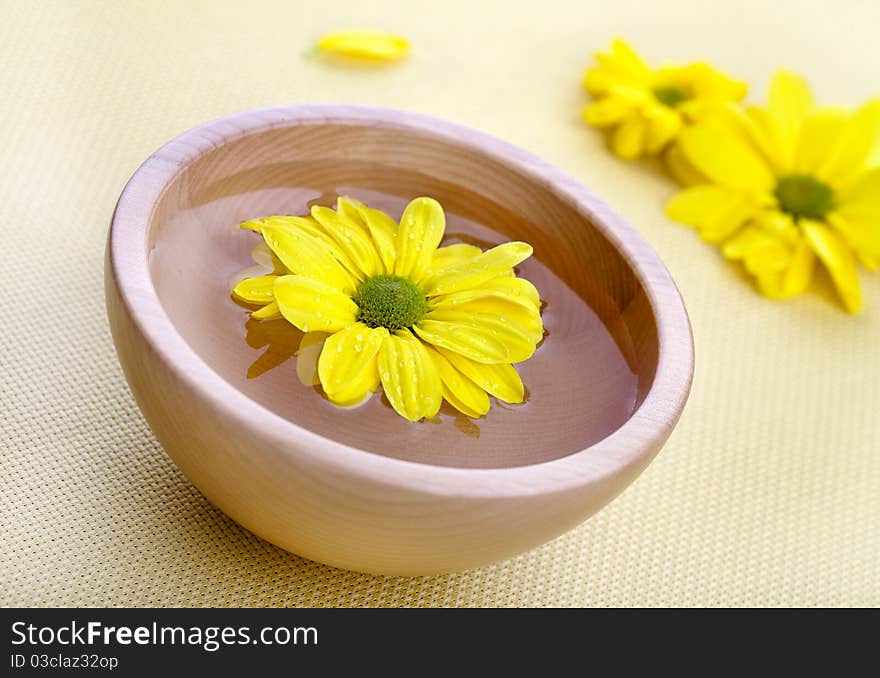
[{"left": 1, "top": 0, "right": 878, "bottom": 607}]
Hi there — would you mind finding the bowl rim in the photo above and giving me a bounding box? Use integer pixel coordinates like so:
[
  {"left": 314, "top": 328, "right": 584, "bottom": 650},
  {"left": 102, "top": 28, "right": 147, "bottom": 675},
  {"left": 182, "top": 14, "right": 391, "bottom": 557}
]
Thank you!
[{"left": 108, "top": 103, "right": 694, "bottom": 499}]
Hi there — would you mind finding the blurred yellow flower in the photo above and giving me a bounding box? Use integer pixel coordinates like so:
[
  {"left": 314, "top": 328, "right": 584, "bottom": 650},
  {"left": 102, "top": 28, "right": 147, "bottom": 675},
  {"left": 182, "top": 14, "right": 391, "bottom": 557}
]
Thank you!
[
  {"left": 666, "top": 70, "right": 880, "bottom": 312},
  {"left": 233, "top": 197, "right": 543, "bottom": 421},
  {"left": 314, "top": 30, "right": 409, "bottom": 61},
  {"left": 583, "top": 39, "right": 747, "bottom": 160}
]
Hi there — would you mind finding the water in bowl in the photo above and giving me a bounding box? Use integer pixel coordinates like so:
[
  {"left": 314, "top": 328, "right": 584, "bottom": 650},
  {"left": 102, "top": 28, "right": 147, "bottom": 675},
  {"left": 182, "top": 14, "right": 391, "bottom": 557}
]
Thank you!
[{"left": 149, "top": 162, "right": 639, "bottom": 469}]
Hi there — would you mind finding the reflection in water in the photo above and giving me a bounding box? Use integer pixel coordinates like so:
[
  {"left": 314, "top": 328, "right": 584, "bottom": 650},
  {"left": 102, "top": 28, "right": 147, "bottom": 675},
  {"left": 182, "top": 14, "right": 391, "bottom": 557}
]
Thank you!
[
  {"left": 150, "top": 173, "right": 643, "bottom": 468},
  {"left": 242, "top": 315, "right": 302, "bottom": 379}
]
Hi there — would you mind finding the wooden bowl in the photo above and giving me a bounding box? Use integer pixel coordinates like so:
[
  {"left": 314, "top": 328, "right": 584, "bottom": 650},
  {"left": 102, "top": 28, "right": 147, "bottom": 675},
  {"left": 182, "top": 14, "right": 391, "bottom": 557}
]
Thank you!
[{"left": 106, "top": 105, "right": 693, "bottom": 575}]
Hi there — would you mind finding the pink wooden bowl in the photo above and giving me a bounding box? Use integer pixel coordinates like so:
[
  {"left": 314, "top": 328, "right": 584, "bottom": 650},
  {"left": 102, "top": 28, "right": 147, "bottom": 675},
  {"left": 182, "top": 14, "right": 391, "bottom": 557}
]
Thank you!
[{"left": 105, "top": 105, "right": 693, "bottom": 575}]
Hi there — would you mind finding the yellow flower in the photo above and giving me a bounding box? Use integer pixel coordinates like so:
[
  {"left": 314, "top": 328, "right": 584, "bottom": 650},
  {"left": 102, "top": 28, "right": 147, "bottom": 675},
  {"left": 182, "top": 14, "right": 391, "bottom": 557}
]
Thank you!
[
  {"left": 582, "top": 38, "right": 747, "bottom": 160},
  {"left": 313, "top": 30, "right": 409, "bottom": 61},
  {"left": 666, "top": 70, "right": 880, "bottom": 312},
  {"left": 232, "top": 197, "right": 544, "bottom": 421}
]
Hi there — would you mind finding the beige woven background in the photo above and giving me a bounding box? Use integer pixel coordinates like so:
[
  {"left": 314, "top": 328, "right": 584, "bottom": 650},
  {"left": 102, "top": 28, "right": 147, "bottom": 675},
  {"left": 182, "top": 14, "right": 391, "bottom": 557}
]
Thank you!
[{"left": 2, "top": 0, "right": 878, "bottom": 607}]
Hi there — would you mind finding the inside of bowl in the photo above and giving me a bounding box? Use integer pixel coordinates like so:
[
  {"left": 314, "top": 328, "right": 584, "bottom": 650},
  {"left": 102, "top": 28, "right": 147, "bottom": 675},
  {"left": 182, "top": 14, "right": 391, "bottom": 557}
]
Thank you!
[{"left": 146, "top": 121, "right": 659, "bottom": 469}]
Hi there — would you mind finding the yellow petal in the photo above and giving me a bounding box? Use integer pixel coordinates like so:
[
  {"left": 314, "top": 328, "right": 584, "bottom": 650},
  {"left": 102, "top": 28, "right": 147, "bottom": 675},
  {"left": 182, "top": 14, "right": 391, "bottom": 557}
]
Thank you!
[
  {"left": 273, "top": 275, "right": 358, "bottom": 333},
  {"left": 377, "top": 331, "right": 442, "bottom": 421},
  {"left": 261, "top": 223, "right": 356, "bottom": 294},
  {"left": 425, "top": 347, "right": 490, "bottom": 418},
  {"left": 802, "top": 220, "right": 862, "bottom": 313},
  {"left": 756, "top": 238, "right": 816, "bottom": 300},
  {"left": 423, "top": 242, "right": 533, "bottom": 296},
  {"left": 817, "top": 99, "right": 880, "bottom": 188},
  {"left": 678, "top": 124, "right": 775, "bottom": 193},
  {"left": 594, "top": 38, "right": 651, "bottom": 84},
  {"left": 250, "top": 242, "right": 288, "bottom": 275},
  {"left": 428, "top": 243, "right": 483, "bottom": 275},
  {"left": 429, "top": 292, "right": 543, "bottom": 343},
  {"left": 687, "top": 63, "right": 748, "bottom": 103},
  {"left": 315, "top": 30, "right": 409, "bottom": 61},
  {"left": 837, "top": 168, "right": 880, "bottom": 218},
  {"left": 436, "top": 348, "right": 524, "bottom": 404},
  {"left": 582, "top": 97, "right": 631, "bottom": 127},
  {"left": 250, "top": 301, "right": 282, "bottom": 320},
  {"left": 311, "top": 205, "right": 383, "bottom": 279},
  {"left": 610, "top": 116, "right": 645, "bottom": 160},
  {"left": 394, "top": 197, "right": 446, "bottom": 281},
  {"left": 354, "top": 202, "right": 398, "bottom": 274},
  {"left": 665, "top": 142, "right": 707, "bottom": 186},
  {"left": 722, "top": 219, "right": 794, "bottom": 275},
  {"left": 317, "top": 323, "right": 387, "bottom": 402},
  {"left": 833, "top": 168, "right": 880, "bottom": 267},
  {"left": 232, "top": 275, "right": 278, "bottom": 304},
  {"left": 644, "top": 106, "right": 683, "bottom": 154},
  {"left": 666, "top": 186, "right": 756, "bottom": 243},
  {"left": 479, "top": 276, "right": 541, "bottom": 309},
  {"left": 827, "top": 212, "right": 880, "bottom": 271},
  {"left": 767, "top": 70, "right": 814, "bottom": 170},
  {"left": 296, "top": 332, "right": 328, "bottom": 386},
  {"left": 793, "top": 109, "right": 847, "bottom": 175},
  {"left": 415, "top": 310, "right": 536, "bottom": 364},
  {"left": 251, "top": 215, "right": 362, "bottom": 279}
]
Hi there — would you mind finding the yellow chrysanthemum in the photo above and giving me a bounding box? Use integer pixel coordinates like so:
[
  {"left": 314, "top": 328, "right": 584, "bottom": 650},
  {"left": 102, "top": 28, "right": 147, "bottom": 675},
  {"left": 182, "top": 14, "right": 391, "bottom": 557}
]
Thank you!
[
  {"left": 666, "top": 70, "right": 880, "bottom": 312},
  {"left": 582, "top": 38, "right": 747, "bottom": 160},
  {"left": 232, "top": 197, "right": 544, "bottom": 421}
]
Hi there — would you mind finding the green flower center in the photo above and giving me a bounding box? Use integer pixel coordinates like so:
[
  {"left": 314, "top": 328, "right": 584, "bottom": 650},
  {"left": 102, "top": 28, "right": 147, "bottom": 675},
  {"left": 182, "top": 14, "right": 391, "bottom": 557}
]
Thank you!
[
  {"left": 354, "top": 274, "right": 429, "bottom": 331},
  {"left": 774, "top": 174, "right": 834, "bottom": 221},
  {"left": 652, "top": 85, "right": 689, "bottom": 108}
]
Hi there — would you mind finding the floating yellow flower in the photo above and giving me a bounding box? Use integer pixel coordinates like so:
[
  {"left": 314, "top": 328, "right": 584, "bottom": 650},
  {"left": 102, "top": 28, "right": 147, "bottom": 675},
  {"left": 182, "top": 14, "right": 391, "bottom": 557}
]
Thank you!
[
  {"left": 582, "top": 39, "right": 747, "bottom": 160},
  {"left": 313, "top": 30, "right": 409, "bottom": 61},
  {"left": 232, "top": 197, "right": 544, "bottom": 421},
  {"left": 666, "top": 70, "right": 880, "bottom": 312}
]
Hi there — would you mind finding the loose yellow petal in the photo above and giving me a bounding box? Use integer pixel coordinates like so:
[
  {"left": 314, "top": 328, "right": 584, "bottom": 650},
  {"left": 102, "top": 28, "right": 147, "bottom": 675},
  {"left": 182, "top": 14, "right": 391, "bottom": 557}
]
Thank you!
[
  {"left": 273, "top": 275, "right": 358, "bottom": 333},
  {"left": 423, "top": 241, "right": 533, "bottom": 296},
  {"left": 767, "top": 70, "right": 815, "bottom": 170},
  {"left": 666, "top": 186, "right": 757, "bottom": 243},
  {"left": 318, "top": 323, "right": 387, "bottom": 402},
  {"left": 802, "top": 220, "right": 862, "bottom": 313},
  {"left": 436, "top": 348, "right": 524, "bottom": 404},
  {"left": 817, "top": 99, "right": 880, "bottom": 188},
  {"left": 426, "top": 347, "right": 490, "bottom": 418},
  {"left": 377, "top": 331, "right": 442, "bottom": 421},
  {"left": 261, "top": 223, "right": 357, "bottom": 294},
  {"left": 394, "top": 197, "right": 446, "bottom": 281},
  {"left": 678, "top": 124, "right": 775, "bottom": 193},
  {"left": 610, "top": 116, "right": 646, "bottom": 160},
  {"left": 232, "top": 275, "right": 278, "bottom": 304},
  {"left": 315, "top": 30, "right": 409, "bottom": 61},
  {"left": 416, "top": 310, "right": 536, "bottom": 364},
  {"left": 311, "top": 205, "right": 383, "bottom": 279}
]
